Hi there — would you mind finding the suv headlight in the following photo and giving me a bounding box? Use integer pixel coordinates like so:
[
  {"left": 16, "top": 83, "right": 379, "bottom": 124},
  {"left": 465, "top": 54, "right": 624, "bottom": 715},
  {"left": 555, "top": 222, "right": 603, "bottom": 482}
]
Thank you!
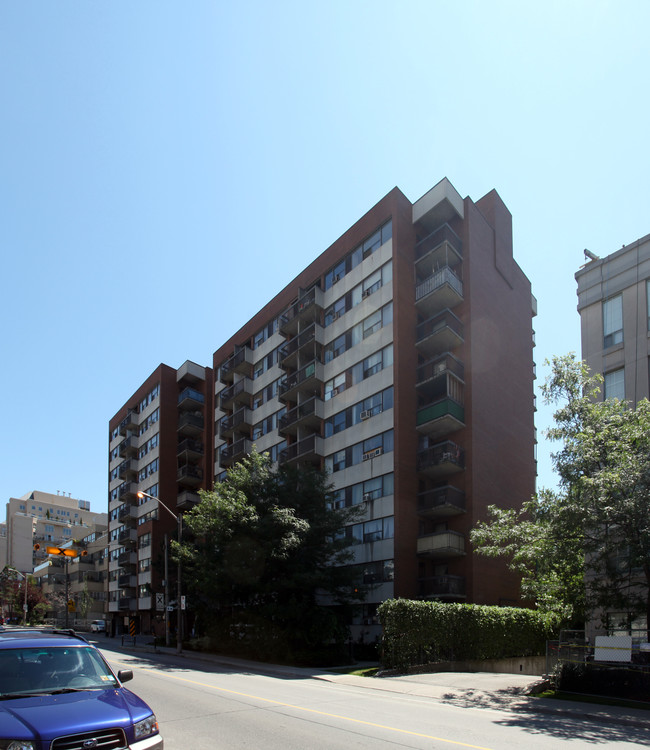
[
  {"left": 4, "top": 742, "right": 35, "bottom": 750},
  {"left": 134, "top": 714, "right": 158, "bottom": 739}
]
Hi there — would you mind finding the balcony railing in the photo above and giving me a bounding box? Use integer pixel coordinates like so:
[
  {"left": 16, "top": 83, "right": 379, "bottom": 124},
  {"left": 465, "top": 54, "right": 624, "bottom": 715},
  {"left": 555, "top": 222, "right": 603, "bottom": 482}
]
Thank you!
[
  {"left": 278, "top": 360, "right": 323, "bottom": 401},
  {"left": 219, "top": 406, "right": 252, "bottom": 438},
  {"left": 415, "top": 266, "right": 463, "bottom": 316},
  {"left": 417, "top": 530, "right": 466, "bottom": 558},
  {"left": 178, "top": 387, "right": 205, "bottom": 409},
  {"left": 279, "top": 434, "right": 323, "bottom": 466},
  {"left": 278, "top": 396, "right": 323, "bottom": 434},
  {"left": 176, "top": 438, "right": 204, "bottom": 459},
  {"left": 177, "top": 411, "right": 204, "bottom": 435},
  {"left": 219, "top": 378, "right": 252, "bottom": 410},
  {"left": 417, "top": 485, "right": 466, "bottom": 518},
  {"left": 279, "top": 323, "right": 322, "bottom": 368},
  {"left": 417, "top": 440, "right": 464, "bottom": 476},
  {"left": 415, "top": 223, "right": 462, "bottom": 263},
  {"left": 279, "top": 287, "right": 323, "bottom": 336},
  {"left": 220, "top": 437, "right": 252, "bottom": 467},
  {"left": 419, "top": 575, "right": 466, "bottom": 598},
  {"left": 416, "top": 309, "right": 464, "bottom": 357},
  {"left": 416, "top": 353, "right": 464, "bottom": 387},
  {"left": 177, "top": 464, "right": 203, "bottom": 486},
  {"left": 416, "top": 398, "right": 465, "bottom": 439},
  {"left": 220, "top": 346, "right": 253, "bottom": 383}
]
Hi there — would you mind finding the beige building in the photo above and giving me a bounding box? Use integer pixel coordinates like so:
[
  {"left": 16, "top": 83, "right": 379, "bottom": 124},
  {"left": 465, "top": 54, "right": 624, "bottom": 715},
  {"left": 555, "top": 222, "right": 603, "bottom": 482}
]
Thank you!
[
  {"left": 2, "top": 490, "right": 107, "bottom": 575},
  {"left": 576, "top": 232, "right": 650, "bottom": 405},
  {"left": 576, "top": 232, "right": 650, "bottom": 640}
]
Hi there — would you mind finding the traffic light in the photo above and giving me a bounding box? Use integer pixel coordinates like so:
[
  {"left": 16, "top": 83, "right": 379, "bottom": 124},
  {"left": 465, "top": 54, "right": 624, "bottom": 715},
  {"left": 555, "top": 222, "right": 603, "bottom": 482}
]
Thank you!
[{"left": 33, "top": 543, "right": 41, "bottom": 551}]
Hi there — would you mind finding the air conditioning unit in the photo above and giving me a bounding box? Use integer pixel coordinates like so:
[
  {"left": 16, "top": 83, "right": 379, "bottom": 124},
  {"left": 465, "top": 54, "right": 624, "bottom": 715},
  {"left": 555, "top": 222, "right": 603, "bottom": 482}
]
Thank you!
[
  {"left": 360, "top": 410, "right": 371, "bottom": 420},
  {"left": 362, "top": 289, "right": 371, "bottom": 299},
  {"left": 332, "top": 310, "right": 340, "bottom": 320},
  {"left": 363, "top": 447, "right": 383, "bottom": 461},
  {"left": 363, "top": 492, "right": 373, "bottom": 502},
  {"left": 333, "top": 274, "right": 341, "bottom": 283},
  {"left": 331, "top": 387, "right": 339, "bottom": 397}
]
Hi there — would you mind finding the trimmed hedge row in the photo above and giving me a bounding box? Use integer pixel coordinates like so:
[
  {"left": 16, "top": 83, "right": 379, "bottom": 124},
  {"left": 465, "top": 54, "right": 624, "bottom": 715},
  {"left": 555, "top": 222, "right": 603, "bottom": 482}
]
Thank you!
[{"left": 378, "top": 599, "right": 559, "bottom": 670}]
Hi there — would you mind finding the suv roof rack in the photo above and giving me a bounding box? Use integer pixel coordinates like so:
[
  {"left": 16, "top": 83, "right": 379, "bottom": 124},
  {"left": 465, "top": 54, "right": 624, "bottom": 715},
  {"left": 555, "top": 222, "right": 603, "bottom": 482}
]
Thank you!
[{"left": 0, "top": 627, "right": 88, "bottom": 643}]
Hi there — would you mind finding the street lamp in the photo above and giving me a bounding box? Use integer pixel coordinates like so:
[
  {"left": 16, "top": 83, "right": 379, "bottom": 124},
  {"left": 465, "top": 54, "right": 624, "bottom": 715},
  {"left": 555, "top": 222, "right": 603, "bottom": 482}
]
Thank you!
[
  {"left": 137, "top": 491, "right": 183, "bottom": 654},
  {"left": 7, "top": 568, "right": 28, "bottom": 626}
]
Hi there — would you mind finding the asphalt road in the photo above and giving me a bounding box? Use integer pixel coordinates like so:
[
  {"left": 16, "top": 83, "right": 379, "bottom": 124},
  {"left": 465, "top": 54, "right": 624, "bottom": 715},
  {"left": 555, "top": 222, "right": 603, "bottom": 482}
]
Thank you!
[{"left": 98, "top": 642, "right": 649, "bottom": 749}]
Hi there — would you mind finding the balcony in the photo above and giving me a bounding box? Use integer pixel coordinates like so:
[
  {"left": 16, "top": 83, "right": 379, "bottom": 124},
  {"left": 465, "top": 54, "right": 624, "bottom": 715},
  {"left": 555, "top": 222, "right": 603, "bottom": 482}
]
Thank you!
[
  {"left": 219, "top": 406, "right": 252, "bottom": 439},
  {"left": 279, "top": 323, "right": 323, "bottom": 370},
  {"left": 219, "top": 378, "right": 252, "bottom": 410},
  {"left": 118, "top": 550, "right": 137, "bottom": 567},
  {"left": 118, "top": 528, "right": 137, "bottom": 545},
  {"left": 278, "top": 360, "right": 323, "bottom": 402},
  {"left": 279, "top": 286, "right": 324, "bottom": 337},
  {"left": 278, "top": 396, "right": 324, "bottom": 435},
  {"left": 119, "top": 409, "right": 138, "bottom": 436},
  {"left": 117, "top": 482, "right": 138, "bottom": 501},
  {"left": 117, "top": 504, "right": 136, "bottom": 522},
  {"left": 220, "top": 437, "right": 253, "bottom": 467},
  {"left": 177, "top": 464, "right": 203, "bottom": 487},
  {"left": 416, "top": 353, "right": 464, "bottom": 391},
  {"left": 417, "top": 531, "right": 466, "bottom": 558},
  {"left": 416, "top": 309, "right": 463, "bottom": 358},
  {"left": 419, "top": 575, "right": 466, "bottom": 599},
  {"left": 117, "top": 597, "right": 134, "bottom": 611},
  {"left": 220, "top": 346, "right": 253, "bottom": 383},
  {"left": 415, "top": 266, "right": 463, "bottom": 317},
  {"left": 177, "top": 489, "right": 201, "bottom": 511},
  {"left": 416, "top": 398, "right": 464, "bottom": 439},
  {"left": 417, "top": 440, "right": 464, "bottom": 478},
  {"left": 118, "top": 459, "right": 138, "bottom": 481},
  {"left": 118, "top": 436, "right": 138, "bottom": 458},
  {"left": 118, "top": 574, "right": 137, "bottom": 588},
  {"left": 279, "top": 434, "right": 323, "bottom": 467},
  {"left": 178, "top": 386, "right": 205, "bottom": 410},
  {"left": 415, "top": 223, "right": 462, "bottom": 267},
  {"left": 417, "top": 485, "right": 466, "bottom": 519},
  {"left": 177, "top": 411, "right": 204, "bottom": 436},
  {"left": 177, "top": 438, "right": 204, "bottom": 461}
]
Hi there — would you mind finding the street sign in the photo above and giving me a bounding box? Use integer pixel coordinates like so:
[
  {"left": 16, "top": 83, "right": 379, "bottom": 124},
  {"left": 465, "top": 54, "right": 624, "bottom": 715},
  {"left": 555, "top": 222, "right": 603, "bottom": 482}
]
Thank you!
[
  {"left": 155, "top": 593, "right": 164, "bottom": 611},
  {"left": 181, "top": 596, "right": 186, "bottom": 611},
  {"left": 67, "top": 600, "right": 76, "bottom": 613}
]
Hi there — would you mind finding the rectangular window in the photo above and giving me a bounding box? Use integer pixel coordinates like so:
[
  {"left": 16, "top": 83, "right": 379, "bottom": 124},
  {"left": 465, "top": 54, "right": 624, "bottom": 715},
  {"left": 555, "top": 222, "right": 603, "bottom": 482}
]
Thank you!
[
  {"left": 604, "top": 368, "right": 625, "bottom": 401},
  {"left": 603, "top": 295, "right": 623, "bottom": 348}
]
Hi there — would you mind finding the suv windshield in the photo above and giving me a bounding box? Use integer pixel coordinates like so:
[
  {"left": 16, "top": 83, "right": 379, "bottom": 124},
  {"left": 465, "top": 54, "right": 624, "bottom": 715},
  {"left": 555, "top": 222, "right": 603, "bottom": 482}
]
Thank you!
[{"left": 0, "top": 646, "right": 119, "bottom": 697}]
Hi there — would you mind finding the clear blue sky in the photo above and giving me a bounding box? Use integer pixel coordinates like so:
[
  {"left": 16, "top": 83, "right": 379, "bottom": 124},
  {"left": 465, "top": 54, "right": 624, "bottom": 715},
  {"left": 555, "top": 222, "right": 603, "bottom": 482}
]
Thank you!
[{"left": 2, "top": 1, "right": 649, "bottom": 512}]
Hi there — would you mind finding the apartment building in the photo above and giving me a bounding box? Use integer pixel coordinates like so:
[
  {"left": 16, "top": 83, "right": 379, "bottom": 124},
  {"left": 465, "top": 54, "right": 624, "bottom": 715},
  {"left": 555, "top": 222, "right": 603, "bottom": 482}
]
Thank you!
[
  {"left": 1, "top": 490, "right": 107, "bottom": 575},
  {"left": 107, "top": 178, "right": 536, "bottom": 638},
  {"left": 576, "top": 233, "right": 650, "bottom": 404},
  {"left": 212, "top": 178, "right": 537, "bottom": 634},
  {"left": 575, "top": 231, "right": 650, "bottom": 640},
  {"left": 107, "top": 361, "right": 214, "bottom": 635}
]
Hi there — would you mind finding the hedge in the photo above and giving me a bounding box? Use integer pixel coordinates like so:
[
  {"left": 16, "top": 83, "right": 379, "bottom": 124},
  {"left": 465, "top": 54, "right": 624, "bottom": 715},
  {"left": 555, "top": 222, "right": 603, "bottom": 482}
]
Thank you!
[{"left": 378, "top": 599, "right": 559, "bottom": 670}]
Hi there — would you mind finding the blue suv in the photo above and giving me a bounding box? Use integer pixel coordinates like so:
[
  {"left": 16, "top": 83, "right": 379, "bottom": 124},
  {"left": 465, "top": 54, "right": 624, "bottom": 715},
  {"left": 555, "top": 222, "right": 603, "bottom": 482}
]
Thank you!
[{"left": 0, "top": 628, "right": 163, "bottom": 750}]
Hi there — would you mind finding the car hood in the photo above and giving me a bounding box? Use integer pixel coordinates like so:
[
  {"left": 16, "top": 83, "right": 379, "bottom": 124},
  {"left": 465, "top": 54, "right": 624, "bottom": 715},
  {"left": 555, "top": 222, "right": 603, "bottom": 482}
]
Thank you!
[{"left": 0, "top": 688, "right": 152, "bottom": 742}]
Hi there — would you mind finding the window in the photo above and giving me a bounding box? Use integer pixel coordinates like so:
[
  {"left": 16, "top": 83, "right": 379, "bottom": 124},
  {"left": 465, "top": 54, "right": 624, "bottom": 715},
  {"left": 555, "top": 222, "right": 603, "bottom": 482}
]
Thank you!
[
  {"left": 604, "top": 368, "right": 625, "bottom": 401},
  {"left": 603, "top": 295, "right": 623, "bottom": 348}
]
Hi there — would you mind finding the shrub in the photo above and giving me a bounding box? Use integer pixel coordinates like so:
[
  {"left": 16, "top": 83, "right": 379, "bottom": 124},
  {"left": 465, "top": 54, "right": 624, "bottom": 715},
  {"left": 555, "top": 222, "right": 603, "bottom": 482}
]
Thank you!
[{"left": 378, "top": 599, "right": 558, "bottom": 670}]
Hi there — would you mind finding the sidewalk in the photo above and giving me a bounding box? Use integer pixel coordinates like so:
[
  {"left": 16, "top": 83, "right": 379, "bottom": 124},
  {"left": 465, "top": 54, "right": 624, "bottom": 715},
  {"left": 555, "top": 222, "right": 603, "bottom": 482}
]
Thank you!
[{"left": 109, "top": 636, "right": 650, "bottom": 729}]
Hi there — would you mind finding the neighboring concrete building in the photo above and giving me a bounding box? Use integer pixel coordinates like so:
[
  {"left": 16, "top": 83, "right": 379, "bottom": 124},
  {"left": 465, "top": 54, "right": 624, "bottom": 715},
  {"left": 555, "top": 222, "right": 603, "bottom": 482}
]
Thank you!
[
  {"left": 33, "top": 529, "right": 109, "bottom": 626},
  {"left": 576, "top": 233, "right": 650, "bottom": 405},
  {"left": 576, "top": 231, "right": 650, "bottom": 640},
  {"left": 107, "top": 361, "right": 214, "bottom": 636},
  {"left": 2, "top": 490, "right": 107, "bottom": 575},
  {"left": 108, "top": 178, "right": 537, "bottom": 639}
]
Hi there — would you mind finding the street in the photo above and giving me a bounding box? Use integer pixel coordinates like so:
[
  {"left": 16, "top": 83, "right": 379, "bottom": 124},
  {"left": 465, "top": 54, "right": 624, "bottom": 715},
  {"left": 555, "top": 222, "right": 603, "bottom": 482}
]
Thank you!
[{"left": 95, "top": 640, "right": 649, "bottom": 749}]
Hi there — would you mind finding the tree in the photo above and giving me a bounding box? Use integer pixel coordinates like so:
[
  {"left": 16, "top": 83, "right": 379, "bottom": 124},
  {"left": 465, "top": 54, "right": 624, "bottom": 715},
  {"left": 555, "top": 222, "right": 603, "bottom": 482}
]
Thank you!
[
  {"left": 471, "top": 354, "right": 650, "bottom": 638},
  {"left": 175, "top": 449, "right": 364, "bottom": 657}
]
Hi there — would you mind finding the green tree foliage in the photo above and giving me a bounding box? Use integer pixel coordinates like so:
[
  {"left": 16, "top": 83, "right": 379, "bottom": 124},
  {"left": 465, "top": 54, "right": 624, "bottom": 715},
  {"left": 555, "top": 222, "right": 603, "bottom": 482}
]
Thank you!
[
  {"left": 471, "top": 354, "right": 650, "bottom": 637},
  {"left": 175, "top": 449, "right": 364, "bottom": 658}
]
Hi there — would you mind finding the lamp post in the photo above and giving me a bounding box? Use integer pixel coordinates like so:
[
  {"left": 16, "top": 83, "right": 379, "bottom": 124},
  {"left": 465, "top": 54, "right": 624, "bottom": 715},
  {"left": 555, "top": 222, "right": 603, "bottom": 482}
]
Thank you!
[
  {"left": 8, "top": 568, "right": 28, "bottom": 625},
  {"left": 137, "top": 491, "right": 183, "bottom": 654}
]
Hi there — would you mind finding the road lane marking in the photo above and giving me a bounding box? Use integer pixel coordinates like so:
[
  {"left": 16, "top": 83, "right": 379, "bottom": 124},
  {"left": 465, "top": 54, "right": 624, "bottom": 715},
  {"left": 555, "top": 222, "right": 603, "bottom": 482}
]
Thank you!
[{"left": 115, "top": 660, "right": 494, "bottom": 750}]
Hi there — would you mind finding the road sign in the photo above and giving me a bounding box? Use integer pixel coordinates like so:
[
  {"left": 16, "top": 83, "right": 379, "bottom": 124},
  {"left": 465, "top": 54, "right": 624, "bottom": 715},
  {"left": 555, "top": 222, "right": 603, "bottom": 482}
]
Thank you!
[
  {"left": 67, "top": 600, "right": 76, "bottom": 613},
  {"left": 155, "top": 593, "right": 164, "bottom": 611}
]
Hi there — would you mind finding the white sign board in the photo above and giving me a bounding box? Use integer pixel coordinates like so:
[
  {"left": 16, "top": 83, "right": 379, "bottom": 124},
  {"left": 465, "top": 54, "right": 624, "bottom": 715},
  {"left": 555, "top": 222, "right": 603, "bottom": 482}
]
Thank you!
[{"left": 594, "top": 635, "right": 632, "bottom": 663}]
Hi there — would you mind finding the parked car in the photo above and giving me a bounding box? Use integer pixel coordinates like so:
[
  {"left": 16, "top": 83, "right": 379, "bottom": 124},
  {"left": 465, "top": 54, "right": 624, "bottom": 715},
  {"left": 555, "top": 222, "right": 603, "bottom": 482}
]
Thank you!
[
  {"left": 90, "top": 619, "right": 106, "bottom": 633},
  {"left": 0, "top": 628, "right": 163, "bottom": 749}
]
